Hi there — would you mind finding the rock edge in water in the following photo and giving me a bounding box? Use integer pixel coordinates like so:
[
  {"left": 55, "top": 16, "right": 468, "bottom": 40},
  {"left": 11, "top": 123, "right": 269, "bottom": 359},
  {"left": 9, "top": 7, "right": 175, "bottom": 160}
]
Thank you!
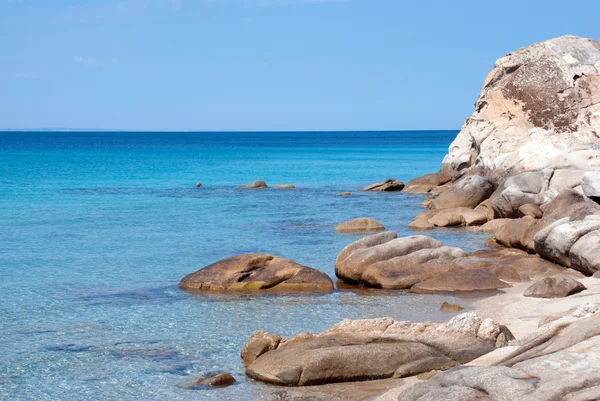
[{"left": 178, "top": 254, "right": 334, "bottom": 294}]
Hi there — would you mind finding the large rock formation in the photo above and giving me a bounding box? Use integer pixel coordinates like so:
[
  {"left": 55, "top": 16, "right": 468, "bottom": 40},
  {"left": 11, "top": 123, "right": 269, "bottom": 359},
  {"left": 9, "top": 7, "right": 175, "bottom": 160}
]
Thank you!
[
  {"left": 243, "top": 313, "right": 513, "bottom": 386},
  {"left": 334, "top": 232, "right": 577, "bottom": 292},
  {"left": 178, "top": 254, "right": 334, "bottom": 293},
  {"left": 442, "top": 35, "right": 600, "bottom": 178}
]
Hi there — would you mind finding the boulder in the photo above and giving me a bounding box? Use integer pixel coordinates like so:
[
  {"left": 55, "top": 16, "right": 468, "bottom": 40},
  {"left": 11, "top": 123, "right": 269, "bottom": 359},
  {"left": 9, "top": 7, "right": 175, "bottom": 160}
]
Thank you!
[
  {"left": 421, "top": 198, "right": 433, "bottom": 208},
  {"left": 440, "top": 302, "right": 464, "bottom": 313},
  {"left": 202, "top": 373, "right": 236, "bottom": 387},
  {"left": 485, "top": 254, "right": 583, "bottom": 283},
  {"left": 334, "top": 218, "right": 385, "bottom": 233},
  {"left": 582, "top": 171, "right": 600, "bottom": 198},
  {"left": 517, "top": 203, "right": 543, "bottom": 218},
  {"left": 338, "top": 192, "right": 351, "bottom": 197},
  {"left": 237, "top": 180, "right": 268, "bottom": 189},
  {"left": 195, "top": 182, "right": 202, "bottom": 188},
  {"left": 362, "top": 179, "right": 405, "bottom": 192},
  {"left": 241, "top": 330, "right": 282, "bottom": 366},
  {"left": 335, "top": 233, "right": 488, "bottom": 289},
  {"left": 533, "top": 218, "right": 600, "bottom": 267},
  {"left": 410, "top": 269, "right": 511, "bottom": 294},
  {"left": 441, "top": 36, "right": 600, "bottom": 178},
  {"left": 403, "top": 171, "right": 452, "bottom": 194},
  {"left": 549, "top": 169, "right": 585, "bottom": 193},
  {"left": 467, "top": 218, "right": 511, "bottom": 233},
  {"left": 397, "top": 313, "right": 600, "bottom": 401},
  {"left": 431, "top": 175, "right": 494, "bottom": 210},
  {"left": 274, "top": 184, "right": 296, "bottom": 189},
  {"left": 490, "top": 170, "right": 552, "bottom": 218},
  {"left": 244, "top": 313, "right": 513, "bottom": 386},
  {"left": 409, "top": 208, "right": 487, "bottom": 230},
  {"left": 523, "top": 277, "right": 587, "bottom": 298},
  {"left": 178, "top": 254, "right": 334, "bottom": 293}
]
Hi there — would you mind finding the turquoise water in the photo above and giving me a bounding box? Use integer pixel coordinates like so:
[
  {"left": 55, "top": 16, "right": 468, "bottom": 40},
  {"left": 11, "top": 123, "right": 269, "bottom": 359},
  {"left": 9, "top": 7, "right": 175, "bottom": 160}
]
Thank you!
[{"left": 0, "top": 131, "right": 488, "bottom": 400}]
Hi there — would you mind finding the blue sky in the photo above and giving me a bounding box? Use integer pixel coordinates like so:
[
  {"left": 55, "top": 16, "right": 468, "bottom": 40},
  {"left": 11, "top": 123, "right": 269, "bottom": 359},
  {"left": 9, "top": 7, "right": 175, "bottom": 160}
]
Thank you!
[{"left": 2, "top": 0, "right": 600, "bottom": 131}]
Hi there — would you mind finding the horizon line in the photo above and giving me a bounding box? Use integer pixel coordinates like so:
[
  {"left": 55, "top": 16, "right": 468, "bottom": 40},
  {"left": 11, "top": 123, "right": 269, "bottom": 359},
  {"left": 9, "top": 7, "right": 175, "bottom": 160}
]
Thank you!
[{"left": 0, "top": 128, "right": 460, "bottom": 133}]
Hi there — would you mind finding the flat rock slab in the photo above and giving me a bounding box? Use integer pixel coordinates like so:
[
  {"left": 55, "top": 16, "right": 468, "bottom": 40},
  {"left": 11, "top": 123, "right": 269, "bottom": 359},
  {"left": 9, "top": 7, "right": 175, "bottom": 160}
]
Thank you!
[
  {"left": 335, "top": 217, "right": 385, "bottom": 233},
  {"left": 178, "top": 254, "right": 334, "bottom": 294},
  {"left": 523, "top": 276, "right": 587, "bottom": 298},
  {"left": 411, "top": 269, "right": 511, "bottom": 294}
]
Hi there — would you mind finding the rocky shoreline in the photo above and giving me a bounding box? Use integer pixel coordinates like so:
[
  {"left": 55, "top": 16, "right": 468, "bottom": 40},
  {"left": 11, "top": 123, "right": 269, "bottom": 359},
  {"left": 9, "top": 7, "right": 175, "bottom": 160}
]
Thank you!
[{"left": 180, "top": 35, "right": 600, "bottom": 400}]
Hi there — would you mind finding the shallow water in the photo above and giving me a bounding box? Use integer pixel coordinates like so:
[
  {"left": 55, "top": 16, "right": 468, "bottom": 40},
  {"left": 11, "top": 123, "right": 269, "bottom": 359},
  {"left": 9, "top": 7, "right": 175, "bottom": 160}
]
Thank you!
[{"left": 0, "top": 131, "right": 488, "bottom": 400}]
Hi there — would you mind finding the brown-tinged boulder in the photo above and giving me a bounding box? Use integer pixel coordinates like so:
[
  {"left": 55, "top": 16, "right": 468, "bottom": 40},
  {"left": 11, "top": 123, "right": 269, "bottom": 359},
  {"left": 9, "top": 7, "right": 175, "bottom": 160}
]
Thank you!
[
  {"left": 523, "top": 277, "right": 587, "bottom": 298},
  {"left": 429, "top": 182, "right": 451, "bottom": 197},
  {"left": 403, "top": 170, "right": 452, "bottom": 194},
  {"left": 485, "top": 254, "right": 583, "bottom": 283},
  {"left": 338, "top": 192, "right": 351, "bottom": 197},
  {"left": 335, "top": 233, "right": 489, "bottom": 289},
  {"left": 409, "top": 208, "right": 487, "bottom": 230},
  {"left": 362, "top": 179, "right": 405, "bottom": 192},
  {"left": 421, "top": 198, "right": 433, "bottom": 208},
  {"left": 467, "top": 218, "right": 511, "bottom": 233},
  {"left": 410, "top": 269, "right": 510, "bottom": 294},
  {"left": 178, "top": 254, "right": 333, "bottom": 293},
  {"left": 431, "top": 175, "right": 494, "bottom": 210},
  {"left": 244, "top": 313, "right": 513, "bottom": 387},
  {"left": 429, "top": 208, "right": 488, "bottom": 227},
  {"left": 237, "top": 180, "right": 268, "bottom": 189},
  {"left": 334, "top": 218, "right": 385, "bottom": 233},
  {"left": 517, "top": 203, "right": 543, "bottom": 218},
  {"left": 203, "top": 373, "right": 236, "bottom": 387},
  {"left": 397, "top": 312, "right": 600, "bottom": 401},
  {"left": 440, "top": 302, "right": 464, "bottom": 313},
  {"left": 274, "top": 184, "right": 296, "bottom": 189},
  {"left": 241, "top": 330, "right": 282, "bottom": 366}
]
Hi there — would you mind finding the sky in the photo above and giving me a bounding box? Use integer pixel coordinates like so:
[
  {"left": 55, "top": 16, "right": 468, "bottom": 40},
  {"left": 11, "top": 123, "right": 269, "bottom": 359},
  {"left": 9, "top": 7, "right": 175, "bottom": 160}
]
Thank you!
[{"left": 1, "top": 0, "right": 600, "bottom": 131}]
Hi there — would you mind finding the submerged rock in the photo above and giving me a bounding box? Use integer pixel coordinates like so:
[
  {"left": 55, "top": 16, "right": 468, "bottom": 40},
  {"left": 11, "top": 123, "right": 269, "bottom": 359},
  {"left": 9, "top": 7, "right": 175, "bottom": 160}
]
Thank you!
[
  {"left": 195, "top": 182, "right": 202, "bottom": 188},
  {"left": 338, "top": 192, "right": 351, "bottom": 197},
  {"left": 237, "top": 180, "right": 268, "bottom": 189},
  {"left": 334, "top": 218, "right": 385, "bottom": 233},
  {"left": 362, "top": 179, "right": 405, "bottom": 192},
  {"left": 244, "top": 313, "right": 513, "bottom": 386},
  {"left": 440, "top": 302, "right": 464, "bottom": 313},
  {"left": 178, "top": 254, "right": 334, "bottom": 293},
  {"left": 274, "top": 184, "right": 295, "bottom": 189}
]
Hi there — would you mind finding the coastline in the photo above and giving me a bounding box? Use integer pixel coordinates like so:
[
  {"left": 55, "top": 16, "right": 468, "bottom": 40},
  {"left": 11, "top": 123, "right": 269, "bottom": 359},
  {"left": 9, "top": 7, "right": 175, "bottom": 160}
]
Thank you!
[{"left": 468, "top": 276, "right": 600, "bottom": 340}]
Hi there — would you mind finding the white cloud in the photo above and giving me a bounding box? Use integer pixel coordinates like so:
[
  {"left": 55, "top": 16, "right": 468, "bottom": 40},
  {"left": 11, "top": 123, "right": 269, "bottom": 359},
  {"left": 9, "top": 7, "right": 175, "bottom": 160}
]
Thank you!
[{"left": 74, "top": 55, "right": 99, "bottom": 67}]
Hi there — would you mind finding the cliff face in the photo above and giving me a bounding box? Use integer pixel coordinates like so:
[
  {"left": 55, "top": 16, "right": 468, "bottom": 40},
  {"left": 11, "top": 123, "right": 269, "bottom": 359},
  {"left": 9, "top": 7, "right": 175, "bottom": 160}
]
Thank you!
[{"left": 444, "top": 35, "right": 600, "bottom": 178}]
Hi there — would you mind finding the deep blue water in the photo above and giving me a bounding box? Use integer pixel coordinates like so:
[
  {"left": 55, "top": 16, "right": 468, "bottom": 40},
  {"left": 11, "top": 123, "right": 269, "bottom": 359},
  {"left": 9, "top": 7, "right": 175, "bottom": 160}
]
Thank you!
[{"left": 0, "top": 131, "right": 488, "bottom": 400}]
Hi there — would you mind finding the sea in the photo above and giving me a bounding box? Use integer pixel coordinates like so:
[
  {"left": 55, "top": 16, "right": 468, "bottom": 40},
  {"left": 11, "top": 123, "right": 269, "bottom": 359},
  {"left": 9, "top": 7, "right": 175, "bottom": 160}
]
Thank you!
[{"left": 0, "top": 131, "right": 489, "bottom": 400}]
